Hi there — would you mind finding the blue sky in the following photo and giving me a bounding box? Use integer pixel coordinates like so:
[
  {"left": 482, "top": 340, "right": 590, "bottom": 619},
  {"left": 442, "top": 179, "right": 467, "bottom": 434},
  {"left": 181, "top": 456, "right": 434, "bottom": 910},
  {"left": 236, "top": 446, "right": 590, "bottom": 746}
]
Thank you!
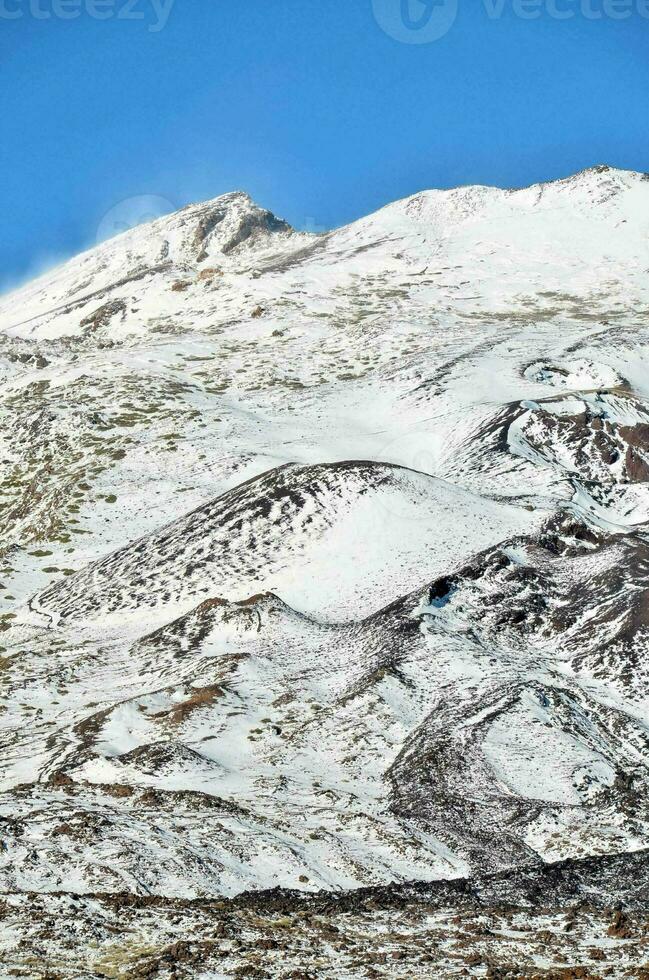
[{"left": 1, "top": 0, "right": 648, "bottom": 291}]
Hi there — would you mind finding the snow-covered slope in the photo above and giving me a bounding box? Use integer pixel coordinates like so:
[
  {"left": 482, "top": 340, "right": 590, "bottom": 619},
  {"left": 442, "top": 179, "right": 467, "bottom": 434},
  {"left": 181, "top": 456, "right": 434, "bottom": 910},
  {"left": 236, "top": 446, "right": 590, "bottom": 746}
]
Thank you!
[
  {"left": 1, "top": 165, "right": 649, "bottom": 974},
  {"left": 3, "top": 165, "right": 649, "bottom": 350},
  {"left": 31, "top": 460, "right": 533, "bottom": 630}
]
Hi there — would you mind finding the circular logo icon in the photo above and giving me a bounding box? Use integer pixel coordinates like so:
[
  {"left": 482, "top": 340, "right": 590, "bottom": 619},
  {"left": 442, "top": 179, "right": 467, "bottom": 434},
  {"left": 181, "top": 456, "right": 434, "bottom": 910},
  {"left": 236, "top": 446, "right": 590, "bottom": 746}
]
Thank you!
[
  {"left": 371, "top": 428, "right": 446, "bottom": 524},
  {"left": 96, "top": 194, "right": 176, "bottom": 245},
  {"left": 372, "top": 0, "right": 459, "bottom": 43}
]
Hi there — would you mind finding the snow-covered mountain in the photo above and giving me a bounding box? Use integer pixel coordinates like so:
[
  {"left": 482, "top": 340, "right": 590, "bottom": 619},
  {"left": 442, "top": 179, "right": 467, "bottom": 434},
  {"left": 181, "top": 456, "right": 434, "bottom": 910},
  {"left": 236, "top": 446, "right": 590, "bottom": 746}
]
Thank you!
[{"left": 1, "top": 165, "right": 649, "bottom": 977}]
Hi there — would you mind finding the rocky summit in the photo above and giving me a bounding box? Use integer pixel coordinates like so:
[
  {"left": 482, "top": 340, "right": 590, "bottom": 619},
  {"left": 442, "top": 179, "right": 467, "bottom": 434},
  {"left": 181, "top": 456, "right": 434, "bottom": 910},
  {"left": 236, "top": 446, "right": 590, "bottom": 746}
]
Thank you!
[{"left": 1, "top": 165, "right": 648, "bottom": 977}]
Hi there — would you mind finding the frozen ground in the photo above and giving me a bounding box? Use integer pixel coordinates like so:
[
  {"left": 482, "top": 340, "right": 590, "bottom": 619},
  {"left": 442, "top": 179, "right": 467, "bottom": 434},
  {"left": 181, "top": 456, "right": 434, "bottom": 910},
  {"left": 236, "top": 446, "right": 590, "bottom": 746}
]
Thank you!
[{"left": 1, "top": 165, "right": 648, "bottom": 976}]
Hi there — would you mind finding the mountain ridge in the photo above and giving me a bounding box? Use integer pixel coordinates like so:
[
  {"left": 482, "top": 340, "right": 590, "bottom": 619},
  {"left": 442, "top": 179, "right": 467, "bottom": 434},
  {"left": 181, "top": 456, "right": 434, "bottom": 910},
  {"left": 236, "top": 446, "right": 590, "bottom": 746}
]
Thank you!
[
  {"left": 2, "top": 164, "right": 648, "bottom": 340},
  {"left": 1, "top": 163, "right": 649, "bottom": 976}
]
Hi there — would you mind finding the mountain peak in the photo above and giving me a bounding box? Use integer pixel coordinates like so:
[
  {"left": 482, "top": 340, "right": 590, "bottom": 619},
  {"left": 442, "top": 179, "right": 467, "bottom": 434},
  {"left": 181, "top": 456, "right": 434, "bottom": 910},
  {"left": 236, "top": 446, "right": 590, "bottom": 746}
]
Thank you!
[
  {"left": 3, "top": 156, "right": 649, "bottom": 971},
  {"left": 2, "top": 163, "right": 648, "bottom": 343}
]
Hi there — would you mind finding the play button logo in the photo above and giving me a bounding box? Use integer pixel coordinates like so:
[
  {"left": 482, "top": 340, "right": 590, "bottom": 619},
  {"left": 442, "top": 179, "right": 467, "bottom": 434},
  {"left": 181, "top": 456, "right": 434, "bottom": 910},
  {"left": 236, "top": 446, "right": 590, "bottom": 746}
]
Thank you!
[{"left": 372, "top": 0, "right": 459, "bottom": 42}]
